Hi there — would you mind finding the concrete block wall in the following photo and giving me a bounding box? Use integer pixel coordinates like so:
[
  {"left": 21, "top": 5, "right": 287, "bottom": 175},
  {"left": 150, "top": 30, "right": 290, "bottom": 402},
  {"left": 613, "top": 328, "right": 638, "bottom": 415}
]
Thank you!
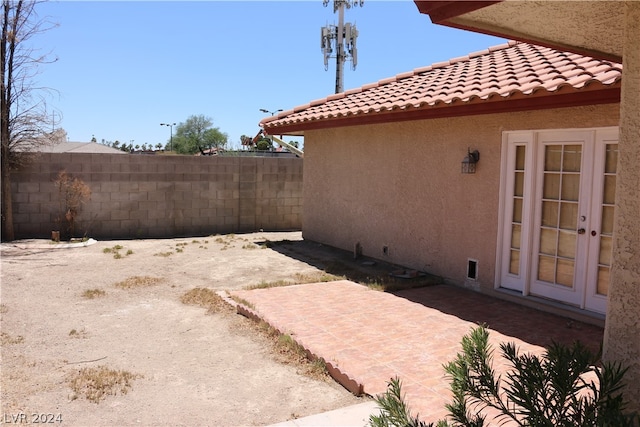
[{"left": 10, "top": 153, "right": 303, "bottom": 239}]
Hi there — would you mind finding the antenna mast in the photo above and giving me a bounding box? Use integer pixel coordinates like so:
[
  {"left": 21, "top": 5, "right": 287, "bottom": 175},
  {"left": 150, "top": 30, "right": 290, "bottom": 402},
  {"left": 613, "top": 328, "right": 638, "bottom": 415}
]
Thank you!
[{"left": 321, "top": 0, "right": 362, "bottom": 94}]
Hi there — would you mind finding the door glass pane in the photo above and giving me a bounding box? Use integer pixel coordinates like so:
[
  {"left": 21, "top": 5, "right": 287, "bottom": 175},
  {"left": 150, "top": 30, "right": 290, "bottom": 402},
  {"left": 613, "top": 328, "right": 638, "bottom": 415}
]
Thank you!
[
  {"left": 511, "top": 224, "right": 521, "bottom": 249},
  {"left": 557, "top": 230, "right": 576, "bottom": 258},
  {"left": 543, "top": 173, "right": 560, "bottom": 199},
  {"left": 559, "top": 202, "right": 578, "bottom": 230},
  {"left": 507, "top": 144, "right": 526, "bottom": 280},
  {"left": 605, "top": 145, "right": 618, "bottom": 173},
  {"left": 537, "top": 143, "right": 582, "bottom": 290},
  {"left": 596, "top": 143, "right": 617, "bottom": 299},
  {"left": 509, "top": 250, "right": 520, "bottom": 275},
  {"left": 561, "top": 174, "right": 580, "bottom": 201},
  {"left": 597, "top": 266, "right": 610, "bottom": 295},
  {"left": 542, "top": 201, "right": 559, "bottom": 227},
  {"left": 516, "top": 145, "right": 526, "bottom": 170},
  {"left": 514, "top": 172, "right": 525, "bottom": 197},
  {"left": 599, "top": 236, "right": 612, "bottom": 265},
  {"left": 545, "top": 145, "right": 562, "bottom": 171},
  {"left": 540, "top": 228, "right": 557, "bottom": 255},
  {"left": 556, "top": 259, "right": 575, "bottom": 287},
  {"left": 601, "top": 206, "right": 615, "bottom": 235},
  {"left": 603, "top": 175, "right": 616, "bottom": 204},
  {"left": 538, "top": 255, "right": 555, "bottom": 283},
  {"left": 562, "top": 145, "right": 582, "bottom": 172},
  {"left": 513, "top": 198, "right": 523, "bottom": 223}
]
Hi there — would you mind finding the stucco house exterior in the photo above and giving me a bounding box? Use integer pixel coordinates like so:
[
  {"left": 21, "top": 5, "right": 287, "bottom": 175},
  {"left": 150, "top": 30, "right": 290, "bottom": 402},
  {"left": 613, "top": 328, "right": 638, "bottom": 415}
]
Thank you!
[
  {"left": 261, "top": 1, "right": 640, "bottom": 411},
  {"left": 413, "top": 0, "right": 640, "bottom": 412},
  {"left": 262, "top": 39, "right": 620, "bottom": 315}
]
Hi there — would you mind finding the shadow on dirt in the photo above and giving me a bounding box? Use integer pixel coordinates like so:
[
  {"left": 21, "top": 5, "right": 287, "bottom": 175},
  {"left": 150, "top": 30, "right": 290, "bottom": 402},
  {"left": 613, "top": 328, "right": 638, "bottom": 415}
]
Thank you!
[{"left": 256, "top": 238, "right": 441, "bottom": 292}]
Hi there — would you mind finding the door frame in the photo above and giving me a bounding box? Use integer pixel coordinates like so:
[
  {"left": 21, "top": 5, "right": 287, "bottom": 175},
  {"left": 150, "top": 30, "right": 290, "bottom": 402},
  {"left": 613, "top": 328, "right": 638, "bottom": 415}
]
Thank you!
[{"left": 495, "top": 126, "right": 618, "bottom": 314}]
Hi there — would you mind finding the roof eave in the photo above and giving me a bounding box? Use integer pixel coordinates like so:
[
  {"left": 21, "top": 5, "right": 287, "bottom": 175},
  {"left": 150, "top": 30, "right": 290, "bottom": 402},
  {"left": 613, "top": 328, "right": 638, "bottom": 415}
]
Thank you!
[
  {"left": 262, "top": 86, "right": 620, "bottom": 136},
  {"left": 413, "top": 1, "right": 501, "bottom": 22},
  {"left": 413, "top": 1, "right": 623, "bottom": 63}
]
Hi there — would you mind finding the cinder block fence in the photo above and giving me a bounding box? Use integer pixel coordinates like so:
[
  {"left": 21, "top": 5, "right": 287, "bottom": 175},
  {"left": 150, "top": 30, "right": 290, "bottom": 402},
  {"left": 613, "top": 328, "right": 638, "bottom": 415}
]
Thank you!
[{"left": 10, "top": 153, "right": 303, "bottom": 240}]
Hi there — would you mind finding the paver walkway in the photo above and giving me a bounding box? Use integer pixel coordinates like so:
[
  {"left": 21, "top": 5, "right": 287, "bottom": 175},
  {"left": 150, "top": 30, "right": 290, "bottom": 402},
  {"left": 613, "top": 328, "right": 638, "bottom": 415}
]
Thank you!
[{"left": 231, "top": 281, "right": 604, "bottom": 424}]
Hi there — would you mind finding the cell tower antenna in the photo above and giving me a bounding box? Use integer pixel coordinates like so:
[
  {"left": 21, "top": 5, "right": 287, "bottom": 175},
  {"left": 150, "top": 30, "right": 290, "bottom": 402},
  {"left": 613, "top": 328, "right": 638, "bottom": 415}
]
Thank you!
[{"left": 321, "top": 0, "right": 362, "bottom": 93}]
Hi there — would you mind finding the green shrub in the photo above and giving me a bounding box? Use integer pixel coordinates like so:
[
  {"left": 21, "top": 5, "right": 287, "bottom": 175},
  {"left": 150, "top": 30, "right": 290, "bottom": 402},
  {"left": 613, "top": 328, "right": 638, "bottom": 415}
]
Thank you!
[
  {"left": 370, "top": 377, "right": 435, "bottom": 427},
  {"left": 370, "top": 326, "right": 639, "bottom": 427}
]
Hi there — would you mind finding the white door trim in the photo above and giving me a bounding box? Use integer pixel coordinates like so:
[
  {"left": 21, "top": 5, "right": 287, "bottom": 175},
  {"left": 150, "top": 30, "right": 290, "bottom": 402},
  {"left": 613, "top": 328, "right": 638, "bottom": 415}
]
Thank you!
[{"left": 495, "top": 126, "right": 618, "bottom": 314}]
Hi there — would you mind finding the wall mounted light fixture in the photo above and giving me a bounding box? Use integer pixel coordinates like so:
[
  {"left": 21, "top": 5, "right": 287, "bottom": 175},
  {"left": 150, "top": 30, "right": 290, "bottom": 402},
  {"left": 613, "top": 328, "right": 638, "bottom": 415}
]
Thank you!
[{"left": 461, "top": 148, "right": 480, "bottom": 174}]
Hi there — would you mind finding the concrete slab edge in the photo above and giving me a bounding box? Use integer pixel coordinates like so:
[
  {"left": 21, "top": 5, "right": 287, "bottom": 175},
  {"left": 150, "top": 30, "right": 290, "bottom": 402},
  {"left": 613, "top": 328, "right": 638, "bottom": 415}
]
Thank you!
[
  {"left": 7, "top": 238, "right": 98, "bottom": 249},
  {"left": 231, "top": 297, "right": 366, "bottom": 398},
  {"left": 266, "top": 401, "right": 380, "bottom": 427}
]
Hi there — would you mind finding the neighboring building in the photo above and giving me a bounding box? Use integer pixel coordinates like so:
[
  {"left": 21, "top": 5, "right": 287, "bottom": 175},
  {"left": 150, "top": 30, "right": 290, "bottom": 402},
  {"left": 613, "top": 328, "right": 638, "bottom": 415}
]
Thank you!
[{"left": 42, "top": 141, "right": 127, "bottom": 154}]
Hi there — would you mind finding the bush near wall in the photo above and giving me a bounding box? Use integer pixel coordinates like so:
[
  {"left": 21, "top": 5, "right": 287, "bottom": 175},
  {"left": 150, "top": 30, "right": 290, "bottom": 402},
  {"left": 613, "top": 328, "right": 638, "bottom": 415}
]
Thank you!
[{"left": 10, "top": 153, "right": 303, "bottom": 240}]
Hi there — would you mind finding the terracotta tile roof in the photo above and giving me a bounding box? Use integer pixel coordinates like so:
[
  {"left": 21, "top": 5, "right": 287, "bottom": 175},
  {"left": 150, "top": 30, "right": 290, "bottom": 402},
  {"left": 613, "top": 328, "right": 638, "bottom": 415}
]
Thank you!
[{"left": 261, "top": 41, "right": 621, "bottom": 134}]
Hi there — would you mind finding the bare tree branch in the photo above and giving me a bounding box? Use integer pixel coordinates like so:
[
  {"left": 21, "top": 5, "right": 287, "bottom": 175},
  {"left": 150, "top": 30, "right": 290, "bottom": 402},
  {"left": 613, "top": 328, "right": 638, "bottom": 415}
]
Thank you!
[{"left": 2, "top": 0, "right": 61, "bottom": 241}]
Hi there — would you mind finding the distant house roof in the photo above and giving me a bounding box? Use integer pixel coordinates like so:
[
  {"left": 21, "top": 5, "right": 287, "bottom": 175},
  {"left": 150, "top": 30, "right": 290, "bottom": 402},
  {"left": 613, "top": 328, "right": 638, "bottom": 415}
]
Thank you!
[
  {"left": 43, "top": 142, "right": 127, "bottom": 154},
  {"left": 261, "top": 41, "right": 622, "bottom": 135}
]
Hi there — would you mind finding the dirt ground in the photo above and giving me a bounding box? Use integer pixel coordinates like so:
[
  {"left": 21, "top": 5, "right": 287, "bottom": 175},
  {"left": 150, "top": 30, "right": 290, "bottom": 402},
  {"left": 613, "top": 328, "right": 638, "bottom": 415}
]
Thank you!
[{"left": 0, "top": 231, "right": 376, "bottom": 426}]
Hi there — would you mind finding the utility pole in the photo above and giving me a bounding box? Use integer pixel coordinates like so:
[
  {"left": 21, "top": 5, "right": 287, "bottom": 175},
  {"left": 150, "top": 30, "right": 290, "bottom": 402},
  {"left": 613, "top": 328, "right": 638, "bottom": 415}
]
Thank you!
[{"left": 321, "top": 0, "right": 362, "bottom": 94}]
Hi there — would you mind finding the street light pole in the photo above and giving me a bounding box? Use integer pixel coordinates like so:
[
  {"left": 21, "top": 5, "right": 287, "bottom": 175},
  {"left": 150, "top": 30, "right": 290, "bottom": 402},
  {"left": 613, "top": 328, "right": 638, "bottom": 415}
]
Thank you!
[
  {"left": 259, "top": 108, "right": 283, "bottom": 116},
  {"left": 260, "top": 109, "right": 285, "bottom": 150},
  {"left": 160, "top": 123, "right": 176, "bottom": 152}
]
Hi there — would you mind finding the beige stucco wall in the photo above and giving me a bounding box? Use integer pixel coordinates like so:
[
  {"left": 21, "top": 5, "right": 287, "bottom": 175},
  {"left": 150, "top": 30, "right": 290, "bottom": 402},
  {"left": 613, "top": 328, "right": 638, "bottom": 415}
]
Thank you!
[
  {"left": 303, "top": 104, "right": 619, "bottom": 292},
  {"left": 604, "top": 1, "right": 640, "bottom": 410}
]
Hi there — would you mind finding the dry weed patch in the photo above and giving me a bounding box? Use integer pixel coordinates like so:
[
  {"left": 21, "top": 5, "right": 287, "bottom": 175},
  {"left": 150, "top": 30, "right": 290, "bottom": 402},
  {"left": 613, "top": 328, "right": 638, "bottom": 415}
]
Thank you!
[
  {"left": 180, "top": 287, "right": 229, "bottom": 314},
  {"left": 68, "top": 365, "right": 142, "bottom": 403},
  {"left": 154, "top": 251, "right": 173, "bottom": 257},
  {"left": 229, "top": 295, "right": 256, "bottom": 310},
  {"left": 245, "top": 271, "right": 343, "bottom": 291},
  {"left": 114, "top": 276, "right": 162, "bottom": 289},
  {"left": 1, "top": 332, "right": 25, "bottom": 345},
  {"left": 256, "top": 322, "right": 328, "bottom": 381},
  {"left": 213, "top": 234, "right": 236, "bottom": 250},
  {"left": 68, "top": 328, "right": 89, "bottom": 339},
  {"left": 81, "top": 289, "right": 106, "bottom": 299},
  {"left": 103, "top": 245, "right": 132, "bottom": 259}
]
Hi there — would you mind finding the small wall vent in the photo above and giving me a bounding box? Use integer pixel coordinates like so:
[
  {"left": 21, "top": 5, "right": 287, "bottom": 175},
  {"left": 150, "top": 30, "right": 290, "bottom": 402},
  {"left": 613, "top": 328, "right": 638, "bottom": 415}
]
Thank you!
[{"left": 467, "top": 259, "right": 478, "bottom": 280}]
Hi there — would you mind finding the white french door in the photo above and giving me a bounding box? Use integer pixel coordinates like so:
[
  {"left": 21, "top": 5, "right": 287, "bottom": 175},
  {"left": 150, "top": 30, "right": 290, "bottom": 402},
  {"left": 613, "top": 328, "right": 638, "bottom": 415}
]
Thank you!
[{"left": 498, "top": 128, "right": 618, "bottom": 314}]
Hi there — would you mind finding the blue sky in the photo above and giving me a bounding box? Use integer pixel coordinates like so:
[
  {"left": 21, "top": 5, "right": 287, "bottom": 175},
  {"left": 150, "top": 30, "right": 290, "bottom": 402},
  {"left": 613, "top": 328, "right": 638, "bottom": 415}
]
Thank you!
[{"left": 35, "top": 1, "right": 505, "bottom": 149}]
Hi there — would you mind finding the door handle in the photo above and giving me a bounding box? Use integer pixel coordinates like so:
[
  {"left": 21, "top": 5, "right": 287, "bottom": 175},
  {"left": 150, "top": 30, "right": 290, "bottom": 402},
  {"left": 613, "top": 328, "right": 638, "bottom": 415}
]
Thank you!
[{"left": 577, "top": 228, "right": 586, "bottom": 234}]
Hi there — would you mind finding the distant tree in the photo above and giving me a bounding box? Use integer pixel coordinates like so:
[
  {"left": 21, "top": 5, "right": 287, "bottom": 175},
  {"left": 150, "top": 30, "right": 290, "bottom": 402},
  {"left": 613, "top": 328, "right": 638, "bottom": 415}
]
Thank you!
[
  {"left": 255, "top": 137, "right": 272, "bottom": 151},
  {"left": 155, "top": 142, "right": 162, "bottom": 151},
  {"left": 134, "top": 144, "right": 140, "bottom": 151},
  {"left": 202, "top": 127, "right": 228, "bottom": 152},
  {"left": 170, "top": 114, "right": 228, "bottom": 154},
  {"left": 1, "top": 0, "right": 60, "bottom": 241},
  {"left": 240, "top": 134, "right": 254, "bottom": 149}
]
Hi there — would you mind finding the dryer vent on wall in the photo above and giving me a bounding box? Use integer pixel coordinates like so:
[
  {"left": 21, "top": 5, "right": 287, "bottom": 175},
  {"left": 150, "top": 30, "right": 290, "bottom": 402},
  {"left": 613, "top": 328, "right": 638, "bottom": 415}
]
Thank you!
[{"left": 467, "top": 259, "right": 478, "bottom": 280}]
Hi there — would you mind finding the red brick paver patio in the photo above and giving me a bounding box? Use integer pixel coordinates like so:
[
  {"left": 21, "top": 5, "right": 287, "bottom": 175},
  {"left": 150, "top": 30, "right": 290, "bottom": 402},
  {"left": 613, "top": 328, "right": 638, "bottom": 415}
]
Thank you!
[{"left": 231, "top": 281, "right": 603, "bottom": 424}]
